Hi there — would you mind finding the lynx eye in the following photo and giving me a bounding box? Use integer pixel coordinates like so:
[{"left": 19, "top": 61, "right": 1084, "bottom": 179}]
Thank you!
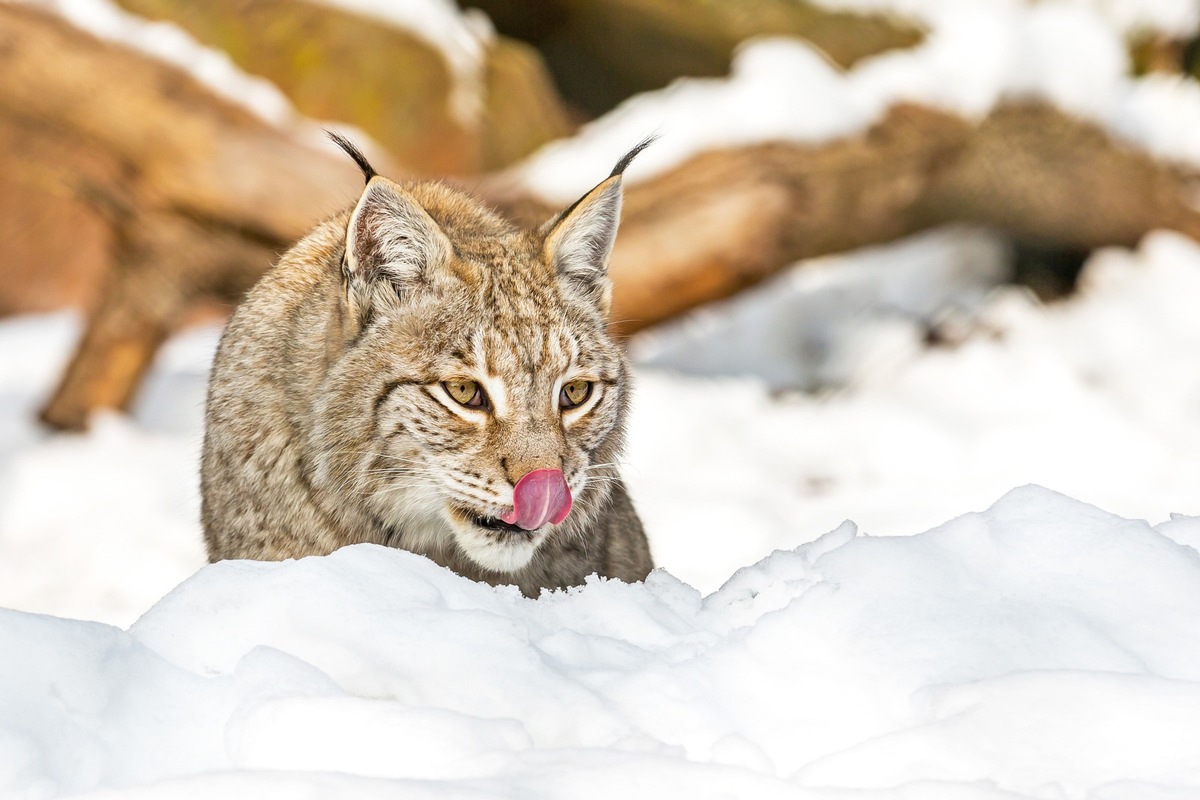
[
  {"left": 559, "top": 379, "right": 593, "bottom": 410},
  {"left": 443, "top": 379, "right": 487, "bottom": 410}
]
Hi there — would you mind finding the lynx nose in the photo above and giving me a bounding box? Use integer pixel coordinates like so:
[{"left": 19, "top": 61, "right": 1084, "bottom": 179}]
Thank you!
[{"left": 499, "top": 469, "right": 572, "bottom": 531}]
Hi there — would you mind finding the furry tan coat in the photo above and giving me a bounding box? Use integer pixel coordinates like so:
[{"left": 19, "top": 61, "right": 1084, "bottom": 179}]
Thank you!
[{"left": 201, "top": 136, "right": 653, "bottom": 595}]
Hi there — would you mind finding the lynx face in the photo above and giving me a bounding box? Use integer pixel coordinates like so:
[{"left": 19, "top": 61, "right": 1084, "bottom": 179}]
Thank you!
[{"left": 310, "top": 167, "right": 632, "bottom": 574}]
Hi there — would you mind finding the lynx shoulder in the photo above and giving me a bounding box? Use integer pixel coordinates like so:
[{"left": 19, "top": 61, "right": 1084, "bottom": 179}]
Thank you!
[{"left": 200, "top": 135, "right": 653, "bottom": 594}]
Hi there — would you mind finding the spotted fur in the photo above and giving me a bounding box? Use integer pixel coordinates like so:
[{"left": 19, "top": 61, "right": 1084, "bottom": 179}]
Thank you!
[{"left": 201, "top": 143, "right": 653, "bottom": 594}]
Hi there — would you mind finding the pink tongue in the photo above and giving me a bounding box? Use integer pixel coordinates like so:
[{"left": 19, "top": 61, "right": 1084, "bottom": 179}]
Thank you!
[{"left": 499, "top": 469, "right": 572, "bottom": 531}]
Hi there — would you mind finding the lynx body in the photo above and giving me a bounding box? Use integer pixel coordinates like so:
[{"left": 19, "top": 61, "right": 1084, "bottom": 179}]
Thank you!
[{"left": 201, "top": 138, "right": 652, "bottom": 594}]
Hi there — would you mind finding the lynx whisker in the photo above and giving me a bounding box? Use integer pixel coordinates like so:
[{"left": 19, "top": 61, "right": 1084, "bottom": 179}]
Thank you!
[{"left": 370, "top": 478, "right": 441, "bottom": 498}]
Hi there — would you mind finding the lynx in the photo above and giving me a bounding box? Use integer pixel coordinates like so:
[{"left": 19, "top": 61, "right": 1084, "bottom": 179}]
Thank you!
[{"left": 200, "top": 135, "right": 653, "bottom": 594}]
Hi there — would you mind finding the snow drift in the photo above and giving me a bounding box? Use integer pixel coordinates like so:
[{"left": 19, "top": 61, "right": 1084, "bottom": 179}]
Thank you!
[{"left": 3, "top": 486, "right": 1200, "bottom": 799}]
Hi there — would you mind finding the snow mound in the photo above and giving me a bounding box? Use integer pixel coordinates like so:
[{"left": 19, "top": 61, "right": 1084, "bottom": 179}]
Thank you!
[{"left": 3, "top": 486, "right": 1200, "bottom": 798}]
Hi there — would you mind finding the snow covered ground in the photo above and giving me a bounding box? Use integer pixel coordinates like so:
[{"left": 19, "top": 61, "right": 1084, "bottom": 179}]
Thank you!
[
  {"left": 8, "top": 487, "right": 1200, "bottom": 799},
  {"left": 3, "top": 229, "right": 1200, "bottom": 797}
]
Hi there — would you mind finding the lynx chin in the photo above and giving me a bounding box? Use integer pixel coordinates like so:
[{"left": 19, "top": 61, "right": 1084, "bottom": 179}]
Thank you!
[{"left": 201, "top": 134, "right": 654, "bottom": 594}]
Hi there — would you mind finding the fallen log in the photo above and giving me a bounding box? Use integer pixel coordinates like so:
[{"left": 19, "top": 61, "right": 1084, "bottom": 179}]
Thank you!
[
  {"left": 597, "top": 102, "right": 1200, "bottom": 327},
  {"left": 5, "top": 7, "right": 1200, "bottom": 430}
]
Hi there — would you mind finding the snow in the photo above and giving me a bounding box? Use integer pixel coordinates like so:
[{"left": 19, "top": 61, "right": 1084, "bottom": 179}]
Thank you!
[
  {"left": 3, "top": 228, "right": 1200, "bottom": 796},
  {"left": 630, "top": 225, "right": 1010, "bottom": 390},
  {"left": 628, "top": 230, "right": 1200, "bottom": 593},
  {"left": 4, "top": 487, "right": 1200, "bottom": 798},
  {"left": 515, "top": 1, "right": 1200, "bottom": 203}
]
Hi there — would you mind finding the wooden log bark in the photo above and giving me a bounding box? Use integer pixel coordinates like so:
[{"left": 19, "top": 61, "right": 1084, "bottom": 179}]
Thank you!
[
  {"left": 37, "top": 213, "right": 278, "bottom": 430},
  {"left": 0, "top": 4, "right": 359, "bottom": 429},
  {"left": 0, "top": 6, "right": 358, "bottom": 237},
  {"left": 596, "top": 103, "right": 1200, "bottom": 329}
]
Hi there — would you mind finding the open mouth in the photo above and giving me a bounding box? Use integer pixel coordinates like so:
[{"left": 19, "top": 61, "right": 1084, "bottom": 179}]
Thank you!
[{"left": 469, "top": 512, "right": 531, "bottom": 535}]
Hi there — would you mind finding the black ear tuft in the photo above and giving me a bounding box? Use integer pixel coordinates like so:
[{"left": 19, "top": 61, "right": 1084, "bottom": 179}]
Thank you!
[
  {"left": 326, "top": 130, "right": 378, "bottom": 185},
  {"left": 608, "top": 135, "right": 658, "bottom": 179}
]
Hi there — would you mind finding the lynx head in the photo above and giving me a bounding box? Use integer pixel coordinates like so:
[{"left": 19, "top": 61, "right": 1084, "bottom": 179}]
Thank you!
[{"left": 313, "top": 134, "right": 651, "bottom": 575}]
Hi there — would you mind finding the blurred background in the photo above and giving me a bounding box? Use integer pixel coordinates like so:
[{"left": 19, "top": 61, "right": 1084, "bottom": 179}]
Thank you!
[{"left": 1, "top": 0, "right": 1199, "bottom": 626}]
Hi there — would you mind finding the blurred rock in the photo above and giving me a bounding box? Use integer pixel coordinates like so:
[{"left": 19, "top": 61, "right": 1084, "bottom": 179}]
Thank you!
[
  {"left": 115, "top": 0, "right": 574, "bottom": 174},
  {"left": 483, "top": 37, "right": 577, "bottom": 170},
  {"left": 464, "top": 0, "right": 924, "bottom": 115}
]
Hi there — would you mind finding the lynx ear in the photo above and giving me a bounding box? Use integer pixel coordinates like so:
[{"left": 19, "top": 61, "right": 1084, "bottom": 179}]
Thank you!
[
  {"left": 344, "top": 177, "right": 452, "bottom": 292},
  {"left": 543, "top": 137, "right": 654, "bottom": 314},
  {"left": 543, "top": 174, "right": 623, "bottom": 312}
]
